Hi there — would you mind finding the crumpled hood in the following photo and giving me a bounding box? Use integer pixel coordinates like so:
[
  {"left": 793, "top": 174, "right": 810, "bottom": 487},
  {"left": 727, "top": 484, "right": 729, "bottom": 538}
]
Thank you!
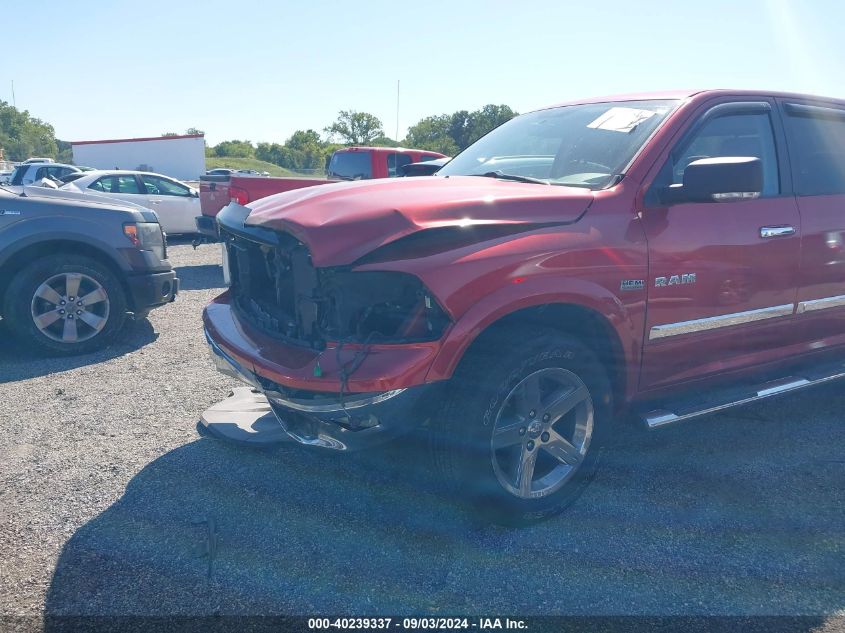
[{"left": 244, "top": 176, "right": 593, "bottom": 266}]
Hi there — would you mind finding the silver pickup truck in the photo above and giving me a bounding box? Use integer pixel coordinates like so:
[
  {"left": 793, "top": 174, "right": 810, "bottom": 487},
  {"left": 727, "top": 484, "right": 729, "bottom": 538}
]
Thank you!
[{"left": 0, "top": 185, "right": 177, "bottom": 355}]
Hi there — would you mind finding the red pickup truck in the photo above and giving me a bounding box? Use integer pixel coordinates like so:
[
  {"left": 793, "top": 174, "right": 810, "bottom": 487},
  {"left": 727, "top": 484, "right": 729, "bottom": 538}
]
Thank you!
[
  {"left": 201, "top": 89, "right": 845, "bottom": 524},
  {"left": 196, "top": 146, "right": 444, "bottom": 236}
]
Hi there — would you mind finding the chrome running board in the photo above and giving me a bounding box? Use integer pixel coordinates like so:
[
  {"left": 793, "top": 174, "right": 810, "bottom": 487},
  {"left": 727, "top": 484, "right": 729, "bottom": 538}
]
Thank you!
[{"left": 640, "top": 361, "right": 845, "bottom": 429}]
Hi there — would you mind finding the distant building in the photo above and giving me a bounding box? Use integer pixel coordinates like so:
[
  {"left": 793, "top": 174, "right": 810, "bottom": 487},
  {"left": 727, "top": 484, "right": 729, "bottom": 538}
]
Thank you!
[{"left": 71, "top": 134, "right": 205, "bottom": 180}]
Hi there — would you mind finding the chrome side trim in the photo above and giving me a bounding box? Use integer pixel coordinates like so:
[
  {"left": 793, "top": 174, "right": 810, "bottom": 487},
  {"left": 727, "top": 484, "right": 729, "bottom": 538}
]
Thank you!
[
  {"left": 797, "top": 294, "right": 845, "bottom": 314},
  {"left": 642, "top": 371, "right": 845, "bottom": 428},
  {"left": 649, "top": 304, "right": 794, "bottom": 340}
]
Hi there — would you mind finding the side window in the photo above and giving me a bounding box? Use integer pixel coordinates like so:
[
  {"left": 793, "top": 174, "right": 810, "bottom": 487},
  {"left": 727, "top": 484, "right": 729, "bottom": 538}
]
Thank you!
[
  {"left": 89, "top": 175, "right": 141, "bottom": 194},
  {"left": 35, "top": 166, "right": 50, "bottom": 180},
  {"left": 667, "top": 113, "right": 780, "bottom": 196},
  {"left": 783, "top": 105, "right": 845, "bottom": 196},
  {"left": 387, "top": 153, "right": 413, "bottom": 177},
  {"left": 89, "top": 177, "right": 109, "bottom": 192},
  {"left": 141, "top": 175, "right": 190, "bottom": 196},
  {"left": 46, "top": 166, "right": 70, "bottom": 179}
]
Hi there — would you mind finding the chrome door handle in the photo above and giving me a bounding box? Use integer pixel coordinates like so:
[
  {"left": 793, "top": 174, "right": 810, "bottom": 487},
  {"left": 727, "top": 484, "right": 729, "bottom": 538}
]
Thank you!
[
  {"left": 760, "top": 226, "right": 795, "bottom": 238},
  {"left": 149, "top": 199, "right": 162, "bottom": 204}
]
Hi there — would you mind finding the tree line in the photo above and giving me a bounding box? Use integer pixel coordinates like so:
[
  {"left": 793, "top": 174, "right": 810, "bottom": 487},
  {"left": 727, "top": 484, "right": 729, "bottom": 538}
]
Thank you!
[
  {"left": 206, "top": 105, "right": 517, "bottom": 172},
  {"left": 0, "top": 100, "right": 70, "bottom": 163},
  {"left": 0, "top": 101, "right": 517, "bottom": 171}
]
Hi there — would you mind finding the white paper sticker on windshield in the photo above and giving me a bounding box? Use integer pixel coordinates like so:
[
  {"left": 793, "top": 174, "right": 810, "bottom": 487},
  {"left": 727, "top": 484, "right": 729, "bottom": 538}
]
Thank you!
[{"left": 587, "top": 107, "right": 656, "bottom": 133}]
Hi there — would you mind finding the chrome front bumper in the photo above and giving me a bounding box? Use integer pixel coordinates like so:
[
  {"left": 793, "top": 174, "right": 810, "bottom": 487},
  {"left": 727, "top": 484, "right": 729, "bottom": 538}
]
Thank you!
[{"left": 202, "top": 328, "right": 433, "bottom": 450}]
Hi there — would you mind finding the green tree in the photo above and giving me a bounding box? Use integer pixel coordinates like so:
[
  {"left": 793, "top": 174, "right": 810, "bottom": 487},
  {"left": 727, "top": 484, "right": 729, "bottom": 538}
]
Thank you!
[
  {"left": 405, "top": 114, "right": 459, "bottom": 155},
  {"left": 0, "top": 100, "right": 59, "bottom": 161},
  {"left": 284, "top": 129, "right": 326, "bottom": 170},
  {"left": 185, "top": 127, "right": 205, "bottom": 136},
  {"left": 324, "top": 110, "right": 384, "bottom": 145},
  {"left": 466, "top": 104, "right": 517, "bottom": 146},
  {"left": 255, "top": 142, "right": 285, "bottom": 165},
  {"left": 161, "top": 132, "right": 179, "bottom": 137},
  {"left": 405, "top": 104, "right": 517, "bottom": 155},
  {"left": 286, "top": 129, "right": 322, "bottom": 151},
  {"left": 447, "top": 110, "right": 473, "bottom": 152},
  {"left": 55, "top": 140, "right": 73, "bottom": 164},
  {"left": 369, "top": 135, "right": 401, "bottom": 148},
  {"left": 213, "top": 140, "right": 255, "bottom": 158}
]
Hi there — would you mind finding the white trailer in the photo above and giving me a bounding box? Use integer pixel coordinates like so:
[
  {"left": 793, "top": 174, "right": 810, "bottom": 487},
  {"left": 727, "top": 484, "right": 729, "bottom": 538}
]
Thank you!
[{"left": 71, "top": 134, "right": 205, "bottom": 181}]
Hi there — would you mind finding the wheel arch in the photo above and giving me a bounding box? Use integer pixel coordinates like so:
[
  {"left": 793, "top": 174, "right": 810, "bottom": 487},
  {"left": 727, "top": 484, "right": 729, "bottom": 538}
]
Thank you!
[
  {"left": 0, "top": 240, "right": 129, "bottom": 314},
  {"left": 428, "top": 292, "right": 635, "bottom": 408}
]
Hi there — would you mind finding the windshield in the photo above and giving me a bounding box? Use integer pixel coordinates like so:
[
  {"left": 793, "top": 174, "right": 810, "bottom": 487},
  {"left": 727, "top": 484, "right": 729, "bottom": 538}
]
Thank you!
[
  {"left": 327, "top": 151, "right": 372, "bottom": 180},
  {"left": 438, "top": 100, "right": 679, "bottom": 189}
]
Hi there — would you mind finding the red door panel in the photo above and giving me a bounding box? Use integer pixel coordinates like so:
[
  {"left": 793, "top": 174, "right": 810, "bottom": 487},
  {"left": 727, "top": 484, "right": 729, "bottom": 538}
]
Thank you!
[
  {"left": 640, "top": 198, "right": 801, "bottom": 389},
  {"left": 795, "top": 195, "right": 845, "bottom": 346},
  {"left": 780, "top": 100, "right": 845, "bottom": 350}
]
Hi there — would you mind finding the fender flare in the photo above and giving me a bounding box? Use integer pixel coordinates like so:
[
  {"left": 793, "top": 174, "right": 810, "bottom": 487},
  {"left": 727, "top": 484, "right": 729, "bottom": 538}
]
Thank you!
[
  {"left": 425, "top": 276, "right": 636, "bottom": 384},
  {"left": 0, "top": 217, "right": 131, "bottom": 273}
]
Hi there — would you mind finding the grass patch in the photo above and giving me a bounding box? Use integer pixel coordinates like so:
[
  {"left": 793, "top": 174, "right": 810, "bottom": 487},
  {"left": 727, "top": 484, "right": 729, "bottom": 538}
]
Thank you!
[{"left": 205, "top": 157, "right": 321, "bottom": 178}]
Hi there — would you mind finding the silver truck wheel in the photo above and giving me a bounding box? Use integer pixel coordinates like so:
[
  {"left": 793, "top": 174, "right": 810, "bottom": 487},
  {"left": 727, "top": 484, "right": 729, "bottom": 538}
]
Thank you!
[
  {"left": 491, "top": 367, "right": 594, "bottom": 499},
  {"left": 430, "top": 326, "right": 612, "bottom": 525},
  {"left": 30, "top": 272, "right": 110, "bottom": 343},
  {"left": 4, "top": 254, "right": 127, "bottom": 355}
]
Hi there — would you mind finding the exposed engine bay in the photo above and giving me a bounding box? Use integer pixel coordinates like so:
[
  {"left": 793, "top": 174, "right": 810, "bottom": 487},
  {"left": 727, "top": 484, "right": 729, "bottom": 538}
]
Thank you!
[{"left": 223, "top": 229, "right": 450, "bottom": 349}]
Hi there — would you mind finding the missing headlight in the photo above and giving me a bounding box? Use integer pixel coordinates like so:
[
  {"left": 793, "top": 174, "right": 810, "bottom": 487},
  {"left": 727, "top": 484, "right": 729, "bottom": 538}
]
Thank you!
[
  {"left": 320, "top": 270, "right": 449, "bottom": 343},
  {"left": 226, "top": 228, "right": 450, "bottom": 346}
]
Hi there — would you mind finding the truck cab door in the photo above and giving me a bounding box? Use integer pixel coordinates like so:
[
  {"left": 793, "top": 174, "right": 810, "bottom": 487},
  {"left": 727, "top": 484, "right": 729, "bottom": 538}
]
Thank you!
[
  {"left": 780, "top": 100, "right": 845, "bottom": 349},
  {"left": 639, "top": 100, "right": 801, "bottom": 390}
]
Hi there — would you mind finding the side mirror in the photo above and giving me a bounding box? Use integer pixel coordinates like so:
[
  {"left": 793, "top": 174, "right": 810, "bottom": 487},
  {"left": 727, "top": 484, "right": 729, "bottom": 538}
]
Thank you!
[{"left": 676, "top": 156, "right": 763, "bottom": 203}]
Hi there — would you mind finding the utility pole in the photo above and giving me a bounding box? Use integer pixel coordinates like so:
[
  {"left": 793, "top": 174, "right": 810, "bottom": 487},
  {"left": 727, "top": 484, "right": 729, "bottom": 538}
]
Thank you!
[
  {"left": 11, "top": 80, "right": 16, "bottom": 108},
  {"left": 395, "top": 80, "right": 400, "bottom": 142}
]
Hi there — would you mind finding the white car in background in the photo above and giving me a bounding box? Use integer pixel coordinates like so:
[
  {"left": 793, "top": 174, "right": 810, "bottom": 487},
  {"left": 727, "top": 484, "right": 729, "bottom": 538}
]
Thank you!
[
  {"left": 60, "top": 170, "right": 201, "bottom": 235},
  {"left": 9, "top": 162, "right": 82, "bottom": 186}
]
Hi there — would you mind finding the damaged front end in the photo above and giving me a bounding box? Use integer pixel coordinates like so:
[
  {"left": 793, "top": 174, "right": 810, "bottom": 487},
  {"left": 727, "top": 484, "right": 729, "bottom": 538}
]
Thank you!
[
  {"left": 199, "top": 202, "right": 448, "bottom": 449},
  {"left": 220, "top": 204, "right": 450, "bottom": 350}
]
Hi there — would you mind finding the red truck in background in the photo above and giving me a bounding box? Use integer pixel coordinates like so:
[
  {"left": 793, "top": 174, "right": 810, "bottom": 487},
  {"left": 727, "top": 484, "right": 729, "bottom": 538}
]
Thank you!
[{"left": 196, "top": 146, "right": 444, "bottom": 237}]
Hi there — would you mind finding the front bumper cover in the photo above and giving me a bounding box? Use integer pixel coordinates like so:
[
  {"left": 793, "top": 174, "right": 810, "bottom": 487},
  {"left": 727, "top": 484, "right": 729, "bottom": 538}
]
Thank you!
[
  {"left": 201, "top": 327, "right": 435, "bottom": 450},
  {"left": 126, "top": 270, "right": 178, "bottom": 312}
]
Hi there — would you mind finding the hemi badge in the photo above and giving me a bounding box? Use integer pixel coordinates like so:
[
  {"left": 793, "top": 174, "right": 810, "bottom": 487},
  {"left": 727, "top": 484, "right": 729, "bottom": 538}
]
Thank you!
[
  {"left": 620, "top": 279, "right": 645, "bottom": 291},
  {"left": 0, "top": 209, "right": 21, "bottom": 216}
]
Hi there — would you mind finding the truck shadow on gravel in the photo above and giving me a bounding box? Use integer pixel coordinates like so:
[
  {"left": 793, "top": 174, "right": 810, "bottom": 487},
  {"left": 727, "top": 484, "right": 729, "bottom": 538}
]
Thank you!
[
  {"left": 43, "top": 384, "right": 844, "bottom": 621},
  {"left": 0, "top": 318, "right": 157, "bottom": 383}
]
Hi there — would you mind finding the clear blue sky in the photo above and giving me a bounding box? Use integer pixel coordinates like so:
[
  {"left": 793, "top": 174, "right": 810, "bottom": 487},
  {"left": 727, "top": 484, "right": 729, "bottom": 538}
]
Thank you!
[{"left": 4, "top": 0, "right": 844, "bottom": 146}]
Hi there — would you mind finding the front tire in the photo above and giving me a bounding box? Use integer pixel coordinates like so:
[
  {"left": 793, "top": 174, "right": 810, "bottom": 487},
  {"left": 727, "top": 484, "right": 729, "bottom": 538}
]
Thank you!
[
  {"left": 430, "top": 326, "right": 612, "bottom": 525},
  {"left": 3, "top": 254, "right": 128, "bottom": 356}
]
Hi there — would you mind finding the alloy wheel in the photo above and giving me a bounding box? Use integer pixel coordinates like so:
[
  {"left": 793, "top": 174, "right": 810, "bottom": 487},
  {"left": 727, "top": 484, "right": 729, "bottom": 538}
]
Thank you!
[
  {"left": 490, "top": 367, "right": 594, "bottom": 499},
  {"left": 30, "top": 272, "right": 110, "bottom": 344}
]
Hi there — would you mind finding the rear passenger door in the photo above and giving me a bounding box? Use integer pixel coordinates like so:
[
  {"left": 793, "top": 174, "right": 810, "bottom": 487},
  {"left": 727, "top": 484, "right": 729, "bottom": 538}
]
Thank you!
[
  {"left": 781, "top": 100, "right": 845, "bottom": 347},
  {"left": 138, "top": 174, "right": 199, "bottom": 234}
]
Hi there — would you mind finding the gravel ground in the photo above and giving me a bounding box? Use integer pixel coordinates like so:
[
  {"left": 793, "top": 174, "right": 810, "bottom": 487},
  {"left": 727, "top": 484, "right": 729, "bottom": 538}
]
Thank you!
[{"left": 0, "top": 242, "right": 843, "bottom": 626}]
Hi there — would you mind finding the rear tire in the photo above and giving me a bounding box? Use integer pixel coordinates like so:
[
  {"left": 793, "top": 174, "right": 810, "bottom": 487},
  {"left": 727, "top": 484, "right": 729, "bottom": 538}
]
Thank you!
[
  {"left": 3, "top": 254, "right": 128, "bottom": 356},
  {"left": 430, "top": 325, "right": 612, "bottom": 526}
]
